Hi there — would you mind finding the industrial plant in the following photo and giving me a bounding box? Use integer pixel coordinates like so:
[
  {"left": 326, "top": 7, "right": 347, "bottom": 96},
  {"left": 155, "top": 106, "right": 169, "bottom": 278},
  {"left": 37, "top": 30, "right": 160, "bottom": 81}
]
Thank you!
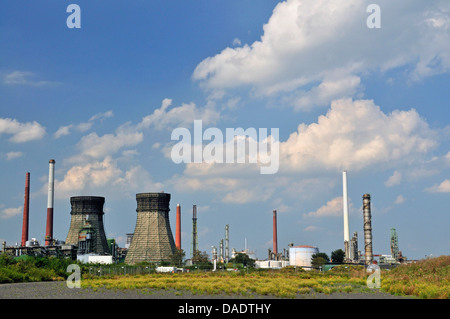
[{"left": 1, "top": 160, "right": 408, "bottom": 270}]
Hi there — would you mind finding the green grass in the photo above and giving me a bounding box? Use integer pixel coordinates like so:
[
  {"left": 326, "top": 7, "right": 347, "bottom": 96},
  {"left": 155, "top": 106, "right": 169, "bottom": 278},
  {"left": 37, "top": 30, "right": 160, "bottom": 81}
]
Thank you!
[
  {"left": 80, "top": 270, "right": 372, "bottom": 298},
  {"left": 1, "top": 254, "right": 448, "bottom": 299},
  {"left": 380, "top": 255, "right": 449, "bottom": 299},
  {"left": 80, "top": 256, "right": 449, "bottom": 299}
]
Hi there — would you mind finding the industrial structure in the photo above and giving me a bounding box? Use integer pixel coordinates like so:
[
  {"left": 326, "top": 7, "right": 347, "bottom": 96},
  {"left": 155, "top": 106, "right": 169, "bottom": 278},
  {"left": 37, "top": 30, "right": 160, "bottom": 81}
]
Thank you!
[
  {"left": 191, "top": 204, "right": 198, "bottom": 258},
  {"left": 45, "top": 159, "right": 55, "bottom": 246},
  {"left": 362, "top": 194, "right": 374, "bottom": 265},
  {"left": 225, "top": 224, "right": 229, "bottom": 263},
  {"left": 176, "top": 203, "right": 181, "bottom": 250},
  {"left": 289, "top": 245, "right": 319, "bottom": 269},
  {"left": 273, "top": 210, "right": 278, "bottom": 256},
  {"left": 2, "top": 162, "right": 412, "bottom": 269},
  {"left": 342, "top": 171, "right": 350, "bottom": 261},
  {"left": 21, "top": 172, "right": 30, "bottom": 247},
  {"left": 349, "top": 232, "right": 359, "bottom": 262},
  {"left": 65, "top": 196, "right": 110, "bottom": 255},
  {"left": 125, "top": 192, "right": 176, "bottom": 264}
]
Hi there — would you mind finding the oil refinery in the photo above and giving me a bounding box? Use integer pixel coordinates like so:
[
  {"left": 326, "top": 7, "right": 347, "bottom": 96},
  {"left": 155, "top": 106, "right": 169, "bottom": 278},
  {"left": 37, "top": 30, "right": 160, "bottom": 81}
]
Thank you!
[{"left": 1, "top": 159, "right": 408, "bottom": 269}]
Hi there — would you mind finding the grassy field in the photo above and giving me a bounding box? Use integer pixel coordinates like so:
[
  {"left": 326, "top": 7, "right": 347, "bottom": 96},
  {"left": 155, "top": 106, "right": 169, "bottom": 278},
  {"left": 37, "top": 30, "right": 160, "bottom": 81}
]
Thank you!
[
  {"left": 380, "top": 255, "right": 449, "bottom": 299},
  {"left": 81, "top": 269, "right": 366, "bottom": 298},
  {"left": 80, "top": 255, "right": 449, "bottom": 299},
  {"left": 1, "top": 254, "right": 448, "bottom": 299}
]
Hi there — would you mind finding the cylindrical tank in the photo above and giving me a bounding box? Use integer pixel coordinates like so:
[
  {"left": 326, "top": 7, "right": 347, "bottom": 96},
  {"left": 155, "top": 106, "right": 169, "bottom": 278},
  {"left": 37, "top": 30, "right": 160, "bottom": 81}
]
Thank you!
[{"left": 289, "top": 245, "right": 319, "bottom": 269}]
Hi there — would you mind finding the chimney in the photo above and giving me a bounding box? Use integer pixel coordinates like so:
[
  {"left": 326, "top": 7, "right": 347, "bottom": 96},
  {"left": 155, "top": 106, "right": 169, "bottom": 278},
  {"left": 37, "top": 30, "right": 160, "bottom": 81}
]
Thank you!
[
  {"left": 225, "top": 224, "right": 229, "bottom": 263},
  {"left": 176, "top": 203, "right": 181, "bottom": 250},
  {"left": 192, "top": 205, "right": 198, "bottom": 258},
  {"left": 45, "top": 159, "right": 55, "bottom": 246},
  {"left": 21, "top": 172, "right": 30, "bottom": 246},
  {"left": 273, "top": 210, "right": 278, "bottom": 256},
  {"left": 342, "top": 170, "right": 350, "bottom": 260},
  {"left": 363, "top": 194, "right": 373, "bottom": 265}
]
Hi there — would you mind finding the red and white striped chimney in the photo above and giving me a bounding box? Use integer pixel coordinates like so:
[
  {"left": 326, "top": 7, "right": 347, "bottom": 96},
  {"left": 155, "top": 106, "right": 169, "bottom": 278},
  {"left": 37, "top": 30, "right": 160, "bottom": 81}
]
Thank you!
[
  {"left": 45, "top": 159, "right": 55, "bottom": 246},
  {"left": 21, "top": 172, "right": 30, "bottom": 247}
]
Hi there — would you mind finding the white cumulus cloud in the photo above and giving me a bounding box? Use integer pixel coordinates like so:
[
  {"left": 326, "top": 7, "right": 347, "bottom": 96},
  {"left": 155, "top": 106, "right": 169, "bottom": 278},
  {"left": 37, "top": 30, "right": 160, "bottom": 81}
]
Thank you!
[
  {"left": 0, "top": 117, "right": 46, "bottom": 143},
  {"left": 279, "top": 98, "right": 438, "bottom": 172},
  {"left": 425, "top": 179, "right": 450, "bottom": 193},
  {"left": 193, "top": 0, "right": 450, "bottom": 108}
]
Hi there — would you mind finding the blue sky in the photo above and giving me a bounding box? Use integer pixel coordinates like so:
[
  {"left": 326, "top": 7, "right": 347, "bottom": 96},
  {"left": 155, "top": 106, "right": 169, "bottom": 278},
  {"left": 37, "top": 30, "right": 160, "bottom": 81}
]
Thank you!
[{"left": 1, "top": 0, "right": 449, "bottom": 261}]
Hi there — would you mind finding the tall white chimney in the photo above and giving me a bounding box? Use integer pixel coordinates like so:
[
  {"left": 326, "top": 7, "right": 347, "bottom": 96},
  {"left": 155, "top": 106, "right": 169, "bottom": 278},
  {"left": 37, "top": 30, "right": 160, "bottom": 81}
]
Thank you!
[
  {"left": 45, "top": 159, "right": 55, "bottom": 246},
  {"left": 342, "top": 170, "right": 350, "bottom": 259}
]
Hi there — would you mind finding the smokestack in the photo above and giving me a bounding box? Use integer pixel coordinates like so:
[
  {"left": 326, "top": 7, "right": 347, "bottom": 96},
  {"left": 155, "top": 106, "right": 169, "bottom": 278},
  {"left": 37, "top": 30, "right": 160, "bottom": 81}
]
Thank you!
[
  {"left": 176, "top": 203, "right": 181, "bottom": 250},
  {"left": 45, "top": 159, "right": 55, "bottom": 246},
  {"left": 192, "top": 205, "right": 198, "bottom": 258},
  {"left": 363, "top": 194, "right": 373, "bottom": 265},
  {"left": 273, "top": 210, "right": 278, "bottom": 256},
  {"left": 21, "top": 172, "right": 30, "bottom": 246},
  {"left": 342, "top": 171, "right": 350, "bottom": 259},
  {"left": 225, "top": 224, "right": 229, "bottom": 263}
]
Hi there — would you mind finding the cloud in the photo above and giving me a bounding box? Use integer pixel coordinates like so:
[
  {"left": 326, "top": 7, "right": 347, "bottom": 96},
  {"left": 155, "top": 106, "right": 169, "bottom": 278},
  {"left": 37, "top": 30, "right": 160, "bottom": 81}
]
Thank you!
[
  {"left": 289, "top": 75, "right": 362, "bottom": 111},
  {"left": 280, "top": 98, "right": 438, "bottom": 172},
  {"left": 304, "top": 196, "right": 343, "bottom": 218},
  {"left": 137, "top": 99, "right": 220, "bottom": 131},
  {"left": 0, "top": 117, "right": 46, "bottom": 142},
  {"left": 54, "top": 110, "right": 113, "bottom": 139},
  {"left": 51, "top": 157, "right": 163, "bottom": 200},
  {"left": 69, "top": 130, "right": 143, "bottom": 162},
  {"left": 54, "top": 125, "right": 72, "bottom": 139},
  {"left": 193, "top": 0, "right": 450, "bottom": 108},
  {"left": 222, "top": 187, "right": 274, "bottom": 204},
  {"left": 425, "top": 179, "right": 450, "bottom": 193},
  {"left": 304, "top": 225, "right": 320, "bottom": 232},
  {"left": 394, "top": 195, "right": 406, "bottom": 204},
  {"left": 1, "top": 206, "right": 22, "bottom": 219},
  {"left": 89, "top": 110, "right": 114, "bottom": 122},
  {"left": 4, "top": 151, "right": 24, "bottom": 160},
  {"left": 54, "top": 123, "right": 93, "bottom": 139},
  {"left": 385, "top": 171, "right": 402, "bottom": 187},
  {"left": 2, "top": 71, "right": 57, "bottom": 87}
]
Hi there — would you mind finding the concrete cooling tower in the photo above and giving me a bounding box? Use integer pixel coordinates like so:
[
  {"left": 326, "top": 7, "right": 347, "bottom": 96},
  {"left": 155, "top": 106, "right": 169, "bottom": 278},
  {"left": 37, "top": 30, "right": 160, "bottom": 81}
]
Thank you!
[
  {"left": 65, "top": 196, "right": 110, "bottom": 255},
  {"left": 125, "top": 192, "right": 176, "bottom": 264}
]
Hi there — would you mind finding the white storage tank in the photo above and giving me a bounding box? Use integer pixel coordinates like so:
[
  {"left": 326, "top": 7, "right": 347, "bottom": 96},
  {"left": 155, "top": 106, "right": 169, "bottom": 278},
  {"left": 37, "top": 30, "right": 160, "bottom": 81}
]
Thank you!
[{"left": 289, "top": 245, "right": 319, "bottom": 269}]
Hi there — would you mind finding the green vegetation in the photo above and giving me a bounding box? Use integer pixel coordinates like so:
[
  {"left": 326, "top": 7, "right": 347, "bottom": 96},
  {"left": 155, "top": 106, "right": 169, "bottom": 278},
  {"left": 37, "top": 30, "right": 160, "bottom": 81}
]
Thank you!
[
  {"left": 380, "top": 255, "right": 449, "bottom": 299},
  {"left": 311, "top": 252, "right": 330, "bottom": 269},
  {"left": 1, "top": 254, "right": 448, "bottom": 299},
  {"left": 81, "top": 270, "right": 365, "bottom": 298},
  {"left": 0, "top": 254, "right": 73, "bottom": 283}
]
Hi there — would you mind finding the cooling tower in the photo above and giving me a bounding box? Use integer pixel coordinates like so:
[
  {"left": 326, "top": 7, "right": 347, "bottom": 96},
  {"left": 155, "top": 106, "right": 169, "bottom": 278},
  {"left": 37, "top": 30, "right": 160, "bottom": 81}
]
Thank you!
[
  {"left": 65, "top": 196, "right": 110, "bottom": 255},
  {"left": 125, "top": 192, "right": 176, "bottom": 264}
]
